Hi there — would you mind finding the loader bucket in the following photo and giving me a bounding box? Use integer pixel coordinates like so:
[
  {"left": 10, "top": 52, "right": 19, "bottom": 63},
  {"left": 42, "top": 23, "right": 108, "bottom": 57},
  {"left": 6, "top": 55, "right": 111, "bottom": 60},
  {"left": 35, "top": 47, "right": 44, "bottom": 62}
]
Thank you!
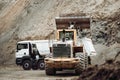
[{"left": 55, "top": 17, "right": 90, "bottom": 29}]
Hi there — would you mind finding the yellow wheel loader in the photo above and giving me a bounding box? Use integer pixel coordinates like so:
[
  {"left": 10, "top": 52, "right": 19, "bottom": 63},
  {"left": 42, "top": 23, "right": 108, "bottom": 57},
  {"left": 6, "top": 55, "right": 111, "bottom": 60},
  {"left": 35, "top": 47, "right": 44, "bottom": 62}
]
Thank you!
[{"left": 45, "top": 17, "right": 91, "bottom": 75}]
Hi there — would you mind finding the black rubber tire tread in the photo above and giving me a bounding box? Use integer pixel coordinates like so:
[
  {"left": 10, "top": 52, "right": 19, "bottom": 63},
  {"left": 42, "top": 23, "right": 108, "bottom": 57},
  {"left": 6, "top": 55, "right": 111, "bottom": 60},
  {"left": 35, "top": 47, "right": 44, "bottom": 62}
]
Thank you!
[
  {"left": 75, "top": 52, "right": 88, "bottom": 74},
  {"left": 45, "top": 64, "right": 56, "bottom": 75},
  {"left": 84, "top": 53, "right": 88, "bottom": 69},
  {"left": 79, "top": 53, "right": 88, "bottom": 69},
  {"left": 75, "top": 62, "right": 83, "bottom": 75},
  {"left": 38, "top": 60, "right": 45, "bottom": 70},
  {"left": 22, "top": 60, "right": 31, "bottom": 70}
]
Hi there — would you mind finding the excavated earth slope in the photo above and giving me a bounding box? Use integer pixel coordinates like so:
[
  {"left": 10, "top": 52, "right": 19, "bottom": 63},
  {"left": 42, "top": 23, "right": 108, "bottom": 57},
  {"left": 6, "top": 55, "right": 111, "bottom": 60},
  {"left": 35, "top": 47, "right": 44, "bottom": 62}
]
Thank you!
[{"left": 78, "top": 60, "right": 120, "bottom": 80}]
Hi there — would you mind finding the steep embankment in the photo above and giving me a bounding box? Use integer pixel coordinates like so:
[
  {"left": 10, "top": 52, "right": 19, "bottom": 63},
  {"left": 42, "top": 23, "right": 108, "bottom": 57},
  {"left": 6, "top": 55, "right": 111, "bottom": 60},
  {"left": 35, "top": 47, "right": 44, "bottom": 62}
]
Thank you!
[
  {"left": 0, "top": 0, "right": 120, "bottom": 65},
  {"left": 0, "top": 0, "right": 30, "bottom": 43},
  {"left": 0, "top": 0, "right": 30, "bottom": 64}
]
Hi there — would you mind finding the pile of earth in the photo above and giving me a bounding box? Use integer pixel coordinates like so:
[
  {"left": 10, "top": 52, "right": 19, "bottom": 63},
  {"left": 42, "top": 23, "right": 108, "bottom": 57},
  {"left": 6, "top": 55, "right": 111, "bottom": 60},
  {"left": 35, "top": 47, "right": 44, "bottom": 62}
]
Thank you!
[{"left": 78, "top": 60, "right": 120, "bottom": 80}]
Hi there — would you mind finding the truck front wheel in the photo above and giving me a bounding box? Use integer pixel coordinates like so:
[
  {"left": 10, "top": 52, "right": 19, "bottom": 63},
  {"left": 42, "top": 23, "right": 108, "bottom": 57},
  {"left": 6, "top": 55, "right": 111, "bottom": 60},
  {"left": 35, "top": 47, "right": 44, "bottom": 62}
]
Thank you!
[{"left": 22, "top": 60, "right": 31, "bottom": 70}]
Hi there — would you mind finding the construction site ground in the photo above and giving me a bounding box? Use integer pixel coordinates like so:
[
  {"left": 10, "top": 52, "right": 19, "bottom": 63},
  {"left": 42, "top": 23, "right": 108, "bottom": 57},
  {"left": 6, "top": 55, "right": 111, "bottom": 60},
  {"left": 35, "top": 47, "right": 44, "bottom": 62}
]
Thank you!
[
  {"left": 0, "top": 65, "right": 78, "bottom": 80},
  {"left": 0, "top": 60, "right": 120, "bottom": 80}
]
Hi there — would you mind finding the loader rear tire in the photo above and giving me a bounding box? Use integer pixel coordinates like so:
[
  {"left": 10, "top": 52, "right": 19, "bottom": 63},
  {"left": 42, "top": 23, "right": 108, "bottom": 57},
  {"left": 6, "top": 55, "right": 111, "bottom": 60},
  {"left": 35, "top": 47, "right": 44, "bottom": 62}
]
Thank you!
[{"left": 45, "top": 65, "right": 56, "bottom": 75}]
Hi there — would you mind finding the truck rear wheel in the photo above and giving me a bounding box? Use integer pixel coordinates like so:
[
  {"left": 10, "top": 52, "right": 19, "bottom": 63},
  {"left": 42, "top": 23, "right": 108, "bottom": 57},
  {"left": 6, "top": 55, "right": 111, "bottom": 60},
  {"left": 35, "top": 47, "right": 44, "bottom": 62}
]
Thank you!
[
  {"left": 45, "top": 65, "right": 56, "bottom": 75},
  {"left": 22, "top": 60, "right": 31, "bottom": 70},
  {"left": 38, "top": 60, "right": 45, "bottom": 70}
]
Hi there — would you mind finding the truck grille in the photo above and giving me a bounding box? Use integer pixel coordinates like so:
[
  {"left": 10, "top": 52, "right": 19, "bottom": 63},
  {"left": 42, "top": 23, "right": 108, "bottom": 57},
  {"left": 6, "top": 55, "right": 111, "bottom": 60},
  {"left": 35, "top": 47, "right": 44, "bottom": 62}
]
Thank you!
[{"left": 53, "top": 44, "right": 71, "bottom": 58}]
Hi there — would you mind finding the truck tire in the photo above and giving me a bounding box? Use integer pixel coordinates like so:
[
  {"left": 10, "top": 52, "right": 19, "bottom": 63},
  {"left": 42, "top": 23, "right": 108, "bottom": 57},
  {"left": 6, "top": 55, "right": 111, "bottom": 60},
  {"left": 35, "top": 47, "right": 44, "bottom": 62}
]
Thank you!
[
  {"left": 45, "top": 65, "right": 56, "bottom": 75},
  {"left": 38, "top": 60, "right": 45, "bottom": 70},
  {"left": 22, "top": 60, "right": 31, "bottom": 70}
]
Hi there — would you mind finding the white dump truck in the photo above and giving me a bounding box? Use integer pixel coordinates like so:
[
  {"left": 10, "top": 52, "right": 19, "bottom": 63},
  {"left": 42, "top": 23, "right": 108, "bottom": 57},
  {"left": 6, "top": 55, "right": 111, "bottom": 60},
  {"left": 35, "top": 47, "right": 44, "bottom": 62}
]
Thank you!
[{"left": 15, "top": 40, "right": 50, "bottom": 70}]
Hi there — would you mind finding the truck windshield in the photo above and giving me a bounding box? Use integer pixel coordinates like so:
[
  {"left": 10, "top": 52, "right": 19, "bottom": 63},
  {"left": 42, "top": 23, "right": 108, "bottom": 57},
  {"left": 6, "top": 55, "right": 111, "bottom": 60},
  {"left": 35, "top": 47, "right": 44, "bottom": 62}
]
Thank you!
[
  {"left": 59, "top": 31, "right": 74, "bottom": 41},
  {"left": 17, "top": 43, "right": 28, "bottom": 50}
]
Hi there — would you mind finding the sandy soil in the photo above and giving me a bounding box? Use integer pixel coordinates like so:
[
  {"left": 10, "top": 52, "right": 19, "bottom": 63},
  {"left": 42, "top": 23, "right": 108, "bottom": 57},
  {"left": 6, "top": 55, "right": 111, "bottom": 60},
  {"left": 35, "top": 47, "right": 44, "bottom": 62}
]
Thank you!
[{"left": 0, "top": 66, "right": 78, "bottom": 80}]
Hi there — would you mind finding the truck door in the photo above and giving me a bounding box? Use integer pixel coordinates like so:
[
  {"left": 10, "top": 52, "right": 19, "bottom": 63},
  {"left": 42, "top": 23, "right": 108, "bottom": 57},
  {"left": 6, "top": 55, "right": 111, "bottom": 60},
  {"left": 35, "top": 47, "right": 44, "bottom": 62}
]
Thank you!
[{"left": 16, "top": 43, "right": 29, "bottom": 58}]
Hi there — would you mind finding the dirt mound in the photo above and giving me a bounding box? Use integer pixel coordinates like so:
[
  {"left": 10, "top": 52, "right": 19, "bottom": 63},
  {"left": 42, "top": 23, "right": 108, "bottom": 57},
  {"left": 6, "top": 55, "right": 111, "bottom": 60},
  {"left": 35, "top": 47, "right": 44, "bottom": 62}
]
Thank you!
[{"left": 78, "top": 61, "right": 120, "bottom": 80}]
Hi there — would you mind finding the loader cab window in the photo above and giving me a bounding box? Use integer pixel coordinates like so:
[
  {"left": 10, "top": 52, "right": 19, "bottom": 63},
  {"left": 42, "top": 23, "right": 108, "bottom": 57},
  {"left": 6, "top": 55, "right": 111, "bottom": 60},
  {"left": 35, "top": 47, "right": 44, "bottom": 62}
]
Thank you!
[
  {"left": 59, "top": 31, "right": 74, "bottom": 41},
  {"left": 17, "top": 43, "right": 28, "bottom": 50}
]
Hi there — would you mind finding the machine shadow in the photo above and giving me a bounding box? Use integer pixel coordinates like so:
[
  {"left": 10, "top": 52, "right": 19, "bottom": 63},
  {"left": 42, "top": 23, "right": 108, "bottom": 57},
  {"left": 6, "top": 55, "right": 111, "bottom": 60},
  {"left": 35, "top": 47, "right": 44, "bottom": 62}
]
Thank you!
[{"left": 55, "top": 70, "right": 79, "bottom": 77}]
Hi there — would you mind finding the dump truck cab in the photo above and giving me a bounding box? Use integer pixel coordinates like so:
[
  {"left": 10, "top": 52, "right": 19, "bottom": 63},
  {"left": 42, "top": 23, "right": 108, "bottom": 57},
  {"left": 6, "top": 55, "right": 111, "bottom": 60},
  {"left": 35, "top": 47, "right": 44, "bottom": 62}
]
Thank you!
[
  {"left": 16, "top": 40, "right": 50, "bottom": 70},
  {"left": 45, "top": 17, "right": 91, "bottom": 75}
]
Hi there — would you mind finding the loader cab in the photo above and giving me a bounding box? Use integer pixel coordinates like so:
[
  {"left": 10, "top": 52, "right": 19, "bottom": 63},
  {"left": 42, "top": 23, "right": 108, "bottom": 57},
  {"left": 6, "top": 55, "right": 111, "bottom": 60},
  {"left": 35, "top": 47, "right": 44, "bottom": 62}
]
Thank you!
[{"left": 56, "top": 29, "right": 77, "bottom": 45}]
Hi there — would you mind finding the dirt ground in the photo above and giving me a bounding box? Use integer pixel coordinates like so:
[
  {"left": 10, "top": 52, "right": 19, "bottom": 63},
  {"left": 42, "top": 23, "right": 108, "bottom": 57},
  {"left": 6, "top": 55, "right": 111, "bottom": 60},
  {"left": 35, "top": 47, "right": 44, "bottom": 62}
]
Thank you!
[{"left": 0, "top": 65, "right": 78, "bottom": 80}]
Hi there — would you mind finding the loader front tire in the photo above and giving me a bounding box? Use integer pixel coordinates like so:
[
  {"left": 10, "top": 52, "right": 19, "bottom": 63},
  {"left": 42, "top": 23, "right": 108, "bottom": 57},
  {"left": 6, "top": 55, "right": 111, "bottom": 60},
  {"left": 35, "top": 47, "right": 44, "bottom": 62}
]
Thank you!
[
  {"left": 75, "top": 63, "right": 82, "bottom": 75},
  {"left": 45, "top": 65, "right": 56, "bottom": 75}
]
